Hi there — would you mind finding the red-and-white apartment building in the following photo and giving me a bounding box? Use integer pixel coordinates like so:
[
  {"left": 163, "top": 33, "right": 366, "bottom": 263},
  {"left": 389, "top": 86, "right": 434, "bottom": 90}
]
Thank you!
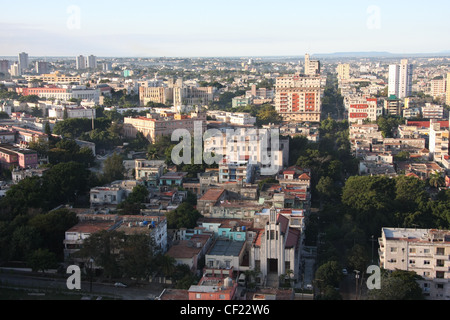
[{"left": 347, "top": 96, "right": 382, "bottom": 123}]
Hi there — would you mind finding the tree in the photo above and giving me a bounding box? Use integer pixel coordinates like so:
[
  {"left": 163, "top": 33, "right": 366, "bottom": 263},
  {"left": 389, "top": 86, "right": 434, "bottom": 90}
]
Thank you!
[
  {"left": 166, "top": 202, "right": 203, "bottom": 229},
  {"left": 316, "top": 176, "right": 339, "bottom": 202},
  {"left": 101, "top": 153, "right": 125, "bottom": 184},
  {"left": 27, "top": 248, "right": 58, "bottom": 273},
  {"left": 314, "top": 260, "right": 343, "bottom": 291},
  {"left": 428, "top": 172, "right": 445, "bottom": 189},
  {"left": 28, "top": 209, "right": 79, "bottom": 260},
  {"left": 121, "top": 234, "right": 154, "bottom": 282},
  {"left": 43, "top": 162, "right": 90, "bottom": 206},
  {"left": 367, "top": 269, "right": 424, "bottom": 300},
  {"left": 75, "top": 230, "right": 125, "bottom": 279}
]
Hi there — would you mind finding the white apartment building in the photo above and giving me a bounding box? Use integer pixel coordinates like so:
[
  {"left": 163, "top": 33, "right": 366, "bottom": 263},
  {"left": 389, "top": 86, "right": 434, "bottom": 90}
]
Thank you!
[
  {"left": 429, "top": 119, "right": 449, "bottom": 164},
  {"left": 48, "top": 106, "right": 96, "bottom": 120},
  {"left": 204, "top": 127, "right": 289, "bottom": 176},
  {"left": 207, "top": 111, "right": 256, "bottom": 126},
  {"left": 388, "top": 59, "right": 413, "bottom": 99},
  {"left": 422, "top": 104, "right": 444, "bottom": 120},
  {"left": 379, "top": 227, "right": 450, "bottom": 300}
]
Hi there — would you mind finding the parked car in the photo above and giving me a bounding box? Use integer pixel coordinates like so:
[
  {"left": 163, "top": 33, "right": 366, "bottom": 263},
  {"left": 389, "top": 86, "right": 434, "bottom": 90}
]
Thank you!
[
  {"left": 114, "top": 282, "right": 127, "bottom": 288},
  {"left": 342, "top": 269, "right": 348, "bottom": 276}
]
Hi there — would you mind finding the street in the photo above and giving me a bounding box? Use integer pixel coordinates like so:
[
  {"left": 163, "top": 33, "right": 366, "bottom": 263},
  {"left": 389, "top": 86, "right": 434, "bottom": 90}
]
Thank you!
[{"left": 0, "top": 272, "right": 165, "bottom": 300}]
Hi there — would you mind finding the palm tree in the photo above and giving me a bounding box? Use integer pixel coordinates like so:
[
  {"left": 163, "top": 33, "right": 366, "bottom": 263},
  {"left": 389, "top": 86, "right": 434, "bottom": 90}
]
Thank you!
[{"left": 428, "top": 172, "right": 445, "bottom": 189}]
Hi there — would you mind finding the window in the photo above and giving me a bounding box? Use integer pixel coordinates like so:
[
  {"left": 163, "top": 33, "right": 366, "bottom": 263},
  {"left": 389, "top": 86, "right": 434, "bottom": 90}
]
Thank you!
[
  {"left": 436, "top": 271, "right": 445, "bottom": 279},
  {"left": 424, "top": 260, "right": 430, "bottom": 265},
  {"left": 409, "top": 248, "right": 416, "bottom": 253},
  {"left": 436, "top": 247, "right": 445, "bottom": 255},
  {"left": 196, "top": 294, "right": 201, "bottom": 299},
  {"left": 390, "top": 247, "right": 398, "bottom": 253}
]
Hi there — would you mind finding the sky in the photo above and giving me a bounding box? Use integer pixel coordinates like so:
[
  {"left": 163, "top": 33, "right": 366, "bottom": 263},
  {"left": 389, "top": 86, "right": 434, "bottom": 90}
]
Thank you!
[{"left": 1, "top": 0, "right": 450, "bottom": 57}]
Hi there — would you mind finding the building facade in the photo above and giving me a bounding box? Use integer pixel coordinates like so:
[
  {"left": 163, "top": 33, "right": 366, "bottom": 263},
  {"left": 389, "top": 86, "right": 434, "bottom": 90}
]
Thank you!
[
  {"left": 388, "top": 59, "right": 413, "bottom": 99},
  {"left": 275, "top": 74, "right": 322, "bottom": 123},
  {"left": 379, "top": 227, "right": 450, "bottom": 300}
]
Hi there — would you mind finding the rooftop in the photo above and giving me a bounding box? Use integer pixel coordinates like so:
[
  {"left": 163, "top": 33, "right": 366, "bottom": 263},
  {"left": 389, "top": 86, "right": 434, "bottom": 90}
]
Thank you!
[{"left": 207, "top": 239, "right": 245, "bottom": 257}]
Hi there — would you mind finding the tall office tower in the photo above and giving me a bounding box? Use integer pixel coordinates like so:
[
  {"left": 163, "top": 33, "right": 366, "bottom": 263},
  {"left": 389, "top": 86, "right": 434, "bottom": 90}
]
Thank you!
[
  {"left": 304, "top": 53, "right": 320, "bottom": 76},
  {"left": 35, "top": 61, "right": 49, "bottom": 75},
  {"left": 0, "top": 60, "right": 10, "bottom": 75},
  {"left": 388, "top": 59, "right": 413, "bottom": 99},
  {"left": 337, "top": 63, "right": 350, "bottom": 80},
  {"left": 18, "top": 52, "right": 29, "bottom": 73},
  {"left": 87, "top": 55, "right": 97, "bottom": 69},
  {"left": 446, "top": 73, "right": 450, "bottom": 106},
  {"left": 275, "top": 74, "right": 322, "bottom": 123},
  {"left": 76, "top": 55, "right": 86, "bottom": 70}
]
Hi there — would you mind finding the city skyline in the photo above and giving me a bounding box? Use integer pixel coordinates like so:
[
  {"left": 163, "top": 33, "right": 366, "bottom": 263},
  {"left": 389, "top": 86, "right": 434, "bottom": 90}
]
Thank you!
[{"left": 2, "top": 0, "right": 450, "bottom": 57}]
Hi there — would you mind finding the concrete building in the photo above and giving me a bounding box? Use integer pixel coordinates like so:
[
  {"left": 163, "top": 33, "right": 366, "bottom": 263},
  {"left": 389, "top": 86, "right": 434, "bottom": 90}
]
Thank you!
[
  {"left": 422, "top": 104, "right": 444, "bottom": 120},
  {"left": 250, "top": 208, "right": 301, "bottom": 286},
  {"left": 275, "top": 74, "right": 322, "bottom": 123},
  {"left": 446, "top": 73, "right": 450, "bottom": 106},
  {"left": 123, "top": 112, "right": 207, "bottom": 143},
  {"left": 429, "top": 119, "right": 449, "bottom": 164},
  {"left": 47, "top": 106, "right": 96, "bottom": 120},
  {"left": 134, "top": 159, "right": 166, "bottom": 186},
  {"left": 24, "top": 72, "right": 81, "bottom": 85},
  {"left": 87, "top": 55, "right": 97, "bottom": 69},
  {"left": 379, "top": 227, "right": 450, "bottom": 300},
  {"left": 63, "top": 216, "right": 122, "bottom": 261},
  {"left": 76, "top": 55, "right": 86, "bottom": 70},
  {"left": 304, "top": 54, "right": 320, "bottom": 76},
  {"left": 337, "top": 63, "right": 350, "bottom": 80},
  {"left": 430, "top": 77, "right": 447, "bottom": 100},
  {"left": 384, "top": 95, "right": 402, "bottom": 117},
  {"left": 18, "top": 52, "right": 29, "bottom": 73},
  {"left": 35, "top": 61, "right": 49, "bottom": 75},
  {"left": 347, "top": 97, "right": 380, "bottom": 123},
  {"left": 0, "top": 144, "right": 38, "bottom": 169},
  {"left": 0, "top": 60, "right": 10, "bottom": 75},
  {"left": 388, "top": 59, "right": 413, "bottom": 99},
  {"left": 17, "top": 86, "right": 100, "bottom": 104}
]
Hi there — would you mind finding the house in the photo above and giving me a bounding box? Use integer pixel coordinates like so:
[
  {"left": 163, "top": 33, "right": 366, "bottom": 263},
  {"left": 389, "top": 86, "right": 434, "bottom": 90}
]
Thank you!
[
  {"left": 63, "top": 215, "right": 122, "bottom": 261},
  {"left": 166, "top": 233, "right": 214, "bottom": 272},
  {"left": 159, "top": 172, "right": 187, "bottom": 188},
  {"left": 188, "top": 268, "right": 239, "bottom": 301},
  {"left": 197, "top": 188, "right": 227, "bottom": 215},
  {"left": 135, "top": 159, "right": 166, "bottom": 186},
  {"left": 115, "top": 215, "right": 168, "bottom": 254}
]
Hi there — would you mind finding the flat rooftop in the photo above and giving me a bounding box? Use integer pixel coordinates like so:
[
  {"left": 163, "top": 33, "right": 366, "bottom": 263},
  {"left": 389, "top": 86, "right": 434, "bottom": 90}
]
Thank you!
[{"left": 207, "top": 239, "right": 245, "bottom": 257}]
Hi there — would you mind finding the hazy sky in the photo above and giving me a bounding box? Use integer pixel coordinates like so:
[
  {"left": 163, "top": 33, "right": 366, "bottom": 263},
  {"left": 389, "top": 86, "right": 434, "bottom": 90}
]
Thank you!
[{"left": 1, "top": 0, "right": 450, "bottom": 57}]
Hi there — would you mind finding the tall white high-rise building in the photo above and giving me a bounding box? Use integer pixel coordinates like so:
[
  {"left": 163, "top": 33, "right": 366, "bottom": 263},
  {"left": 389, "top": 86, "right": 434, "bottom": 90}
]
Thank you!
[
  {"left": 18, "top": 52, "right": 29, "bottom": 73},
  {"left": 76, "top": 55, "right": 86, "bottom": 70},
  {"left": 87, "top": 55, "right": 97, "bottom": 69},
  {"left": 388, "top": 59, "right": 413, "bottom": 99}
]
